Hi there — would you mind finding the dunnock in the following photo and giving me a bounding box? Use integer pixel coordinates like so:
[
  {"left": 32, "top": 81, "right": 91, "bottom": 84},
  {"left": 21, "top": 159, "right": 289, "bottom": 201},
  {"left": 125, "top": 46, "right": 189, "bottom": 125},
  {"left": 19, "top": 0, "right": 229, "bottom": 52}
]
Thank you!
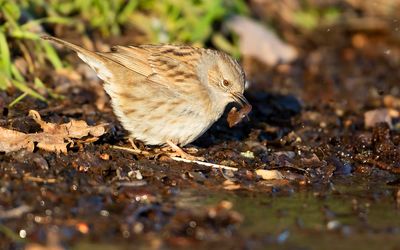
[{"left": 42, "top": 36, "right": 251, "bottom": 159}]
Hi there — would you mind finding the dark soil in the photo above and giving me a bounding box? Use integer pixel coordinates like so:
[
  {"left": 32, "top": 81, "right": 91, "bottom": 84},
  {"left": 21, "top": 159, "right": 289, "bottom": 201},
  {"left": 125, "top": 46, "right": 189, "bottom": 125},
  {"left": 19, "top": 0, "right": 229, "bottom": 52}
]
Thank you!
[{"left": 1, "top": 23, "right": 400, "bottom": 250}]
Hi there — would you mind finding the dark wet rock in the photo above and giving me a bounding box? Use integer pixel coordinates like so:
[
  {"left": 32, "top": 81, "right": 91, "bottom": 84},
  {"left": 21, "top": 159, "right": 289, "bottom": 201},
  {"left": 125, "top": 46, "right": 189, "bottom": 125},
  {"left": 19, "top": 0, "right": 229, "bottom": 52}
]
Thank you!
[{"left": 329, "top": 157, "right": 353, "bottom": 176}]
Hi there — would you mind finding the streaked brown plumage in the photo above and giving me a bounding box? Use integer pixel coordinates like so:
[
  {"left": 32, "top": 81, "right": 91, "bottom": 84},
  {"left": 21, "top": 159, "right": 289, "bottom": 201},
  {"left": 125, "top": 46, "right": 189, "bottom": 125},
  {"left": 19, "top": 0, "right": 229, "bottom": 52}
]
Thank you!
[{"left": 42, "top": 36, "right": 250, "bottom": 147}]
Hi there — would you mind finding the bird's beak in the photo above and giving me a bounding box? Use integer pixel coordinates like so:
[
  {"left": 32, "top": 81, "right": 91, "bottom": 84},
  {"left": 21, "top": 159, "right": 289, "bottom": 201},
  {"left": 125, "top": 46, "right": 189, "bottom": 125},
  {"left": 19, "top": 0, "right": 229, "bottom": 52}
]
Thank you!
[{"left": 231, "top": 92, "right": 250, "bottom": 107}]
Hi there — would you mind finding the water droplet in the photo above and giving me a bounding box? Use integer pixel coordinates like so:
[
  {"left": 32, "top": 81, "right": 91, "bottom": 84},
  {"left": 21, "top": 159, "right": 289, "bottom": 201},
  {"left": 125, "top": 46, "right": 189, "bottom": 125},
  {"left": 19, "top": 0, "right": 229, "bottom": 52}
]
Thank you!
[
  {"left": 189, "top": 221, "right": 197, "bottom": 228},
  {"left": 100, "top": 210, "right": 109, "bottom": 217},
  {"left": 19, "top": 229, "right": 27, "bottom": 238}
]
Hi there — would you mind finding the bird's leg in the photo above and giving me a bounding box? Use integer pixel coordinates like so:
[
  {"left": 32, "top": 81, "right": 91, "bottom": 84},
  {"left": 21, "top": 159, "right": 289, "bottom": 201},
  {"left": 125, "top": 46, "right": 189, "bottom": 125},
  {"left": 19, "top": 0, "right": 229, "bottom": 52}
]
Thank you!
[
  {"left": 166, "top": 140, "right": 204, "bottom": 161},
  {"left": 127, "top": 138, "right": 151, "bottom": 156},
  {"left": 128, "top": 138, "right": 140, "bottom": 151}
]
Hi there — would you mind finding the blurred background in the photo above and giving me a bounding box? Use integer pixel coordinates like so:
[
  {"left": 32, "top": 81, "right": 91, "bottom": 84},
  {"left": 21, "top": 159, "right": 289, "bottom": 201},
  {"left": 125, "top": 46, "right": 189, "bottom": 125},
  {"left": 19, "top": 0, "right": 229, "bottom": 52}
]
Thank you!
[
  {"left": 1, "top": 0, "right": 400, "bottom": 108},
  {"left": 2, "top": 2, "right": 400, "bottom": 249}
]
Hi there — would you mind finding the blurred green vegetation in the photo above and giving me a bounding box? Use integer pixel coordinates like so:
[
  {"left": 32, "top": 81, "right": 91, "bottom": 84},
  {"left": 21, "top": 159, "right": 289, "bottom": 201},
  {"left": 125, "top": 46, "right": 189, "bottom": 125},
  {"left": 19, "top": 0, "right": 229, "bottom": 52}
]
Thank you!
[
  {"left": 293, "top": 7, "right": 340, "bottom": 30},
  {"left": 1, "top": 0, "right": 395, "bottom": 105},
  {"left": 0, "top": 0, "right": 248, "bottom": 104},
  {"left": 0, "top": 0, "right": 64, "bottom": 102},
  {"left": 133, "top": 0, "right": 248, "bottom": 44}
]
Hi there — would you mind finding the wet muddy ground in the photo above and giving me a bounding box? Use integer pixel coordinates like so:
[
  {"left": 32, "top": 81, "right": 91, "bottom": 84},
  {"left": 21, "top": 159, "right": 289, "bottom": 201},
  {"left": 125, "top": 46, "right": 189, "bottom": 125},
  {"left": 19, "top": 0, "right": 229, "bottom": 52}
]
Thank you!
[{"left": 1, "top": 25, "right": 400, "bottom": 249}]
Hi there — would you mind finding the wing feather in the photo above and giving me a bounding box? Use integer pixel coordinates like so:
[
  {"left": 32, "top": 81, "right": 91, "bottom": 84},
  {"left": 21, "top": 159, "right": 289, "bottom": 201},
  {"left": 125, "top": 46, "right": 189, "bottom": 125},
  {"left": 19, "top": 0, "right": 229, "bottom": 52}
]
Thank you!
[{"left": 98, "top": 45, "right": 206, "bottom": 99}]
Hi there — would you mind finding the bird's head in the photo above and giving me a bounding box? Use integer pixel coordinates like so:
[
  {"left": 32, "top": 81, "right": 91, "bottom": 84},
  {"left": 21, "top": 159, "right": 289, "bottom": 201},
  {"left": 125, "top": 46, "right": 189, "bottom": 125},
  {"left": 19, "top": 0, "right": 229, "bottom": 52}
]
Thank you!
[{"left": 202, "top": 50, "right": 249, "bottom": 108}]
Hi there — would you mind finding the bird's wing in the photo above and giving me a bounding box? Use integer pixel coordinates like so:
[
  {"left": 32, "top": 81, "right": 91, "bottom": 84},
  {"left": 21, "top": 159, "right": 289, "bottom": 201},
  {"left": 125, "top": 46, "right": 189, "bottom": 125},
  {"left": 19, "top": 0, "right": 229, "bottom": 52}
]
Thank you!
[
  {"left": 42, "top": 37, "right": 203, "bottom": 94},
  {"left": 98, "top": 45, "right": 206, "bottom": 97}
]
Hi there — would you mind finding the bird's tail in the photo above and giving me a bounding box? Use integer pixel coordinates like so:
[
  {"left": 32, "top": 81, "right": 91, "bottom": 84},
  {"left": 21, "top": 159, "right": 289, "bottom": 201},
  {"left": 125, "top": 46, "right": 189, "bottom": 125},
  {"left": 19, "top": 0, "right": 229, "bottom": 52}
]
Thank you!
[{"left": 41, "top": 35, "right": 113, "bottom": 82}]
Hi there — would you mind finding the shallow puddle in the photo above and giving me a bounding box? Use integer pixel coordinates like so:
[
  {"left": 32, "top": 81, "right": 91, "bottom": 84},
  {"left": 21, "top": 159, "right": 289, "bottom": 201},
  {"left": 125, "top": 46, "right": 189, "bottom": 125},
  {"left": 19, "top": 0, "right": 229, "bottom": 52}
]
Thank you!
[
  {"left": 73, "top": 176, "right": 400, "bottom": 250},
  {"left": 204, "top": 178, "right": 400, "bottom": 249}
]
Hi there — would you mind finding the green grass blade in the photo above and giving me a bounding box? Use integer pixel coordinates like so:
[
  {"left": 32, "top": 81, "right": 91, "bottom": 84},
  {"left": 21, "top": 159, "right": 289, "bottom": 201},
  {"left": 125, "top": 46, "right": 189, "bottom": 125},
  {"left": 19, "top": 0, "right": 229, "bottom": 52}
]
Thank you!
[
  {"left": 34, "top": 77, "right": 46, "bottom": 89},
  {"left": 10, "top": 29, "right": 40, "bottom": 40},
  {"left": 8, "top": 92, "right": 28, "bottom": 108},
  {"left": 0, "top": 71, "right": 11, "bottom": 90},
  {"left": 42, "top": 42, "right": 63, "bottom": 70},
  {"left": 34, "top": 77, "right": 64, "bottom": 100},
  {"left": 118, "top": 0, "right": 138, "bottom": 23},
  {"left": 11, "top": 64, "right": 25, "bottom": 82},
  {"left": 21, "top": 16, "right": 72, "bottom": 30},
  {"left": 2, "top": 2, "right": 21, "bottom": 20},
  {"left": 0, "top": 31, "right": 11, "bottom": 77},
  {"left": 212, "top": 33, "right": 240, "bottom": 58},
  {"left": 11, "top": 79, "right": 47, "bottom": 102}
]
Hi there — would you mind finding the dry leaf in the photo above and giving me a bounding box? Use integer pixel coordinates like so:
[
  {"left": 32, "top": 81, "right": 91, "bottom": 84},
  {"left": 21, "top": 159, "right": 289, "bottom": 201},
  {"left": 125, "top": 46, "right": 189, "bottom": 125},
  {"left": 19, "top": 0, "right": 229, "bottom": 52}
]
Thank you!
[
  {"left": 364, "top": 108, "right": 399, "bottom": 129},
  {"left": 227, "top": 104, "right": 252, "bottom": 128},
  {"left": 255, "top": 169, "right": 284, "bottom": 180},
  {"left": 383, "top": 95, "right": 400, "bottom": 109},
  {"left": 0, "top": 128, "right": 34, "bottom": 152},
  {"left": 0, "top": 110, "right": 106, "bottom": 154},
  {"left": 223, "top": 180, "right": 241, "bottom": 190}
]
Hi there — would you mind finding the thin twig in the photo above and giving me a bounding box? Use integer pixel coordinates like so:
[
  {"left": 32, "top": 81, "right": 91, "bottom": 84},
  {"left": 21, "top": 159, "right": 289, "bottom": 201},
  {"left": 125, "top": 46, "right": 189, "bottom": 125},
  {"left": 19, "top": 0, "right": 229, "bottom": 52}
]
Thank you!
[
  {"left": 111, "top": 145, "right": 237, "bottom": 171},
  {"left": 170, "top": 156, "right": 238, "bottom": 171},
  {"left": 23, "top": 176, "right": 57, "bottom": 183},
  {"left": 110, "top": 145, "right": 143, "bottom": 155}
]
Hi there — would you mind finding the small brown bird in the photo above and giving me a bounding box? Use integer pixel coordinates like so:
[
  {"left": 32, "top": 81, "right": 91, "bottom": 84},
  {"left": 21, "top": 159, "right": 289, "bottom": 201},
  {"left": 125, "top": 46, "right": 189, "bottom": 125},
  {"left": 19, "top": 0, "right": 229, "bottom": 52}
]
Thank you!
[{"left": 42, "top": 36, "right": 250, "bottom": 159}]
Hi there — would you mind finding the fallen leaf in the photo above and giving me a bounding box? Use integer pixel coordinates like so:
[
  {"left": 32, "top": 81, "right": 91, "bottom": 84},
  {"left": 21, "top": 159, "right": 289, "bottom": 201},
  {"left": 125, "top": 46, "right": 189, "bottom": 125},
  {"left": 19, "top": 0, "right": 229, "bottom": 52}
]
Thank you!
[
  {"left": 223, "top": 180, "right": 241, "bottom": 190},
  {"left": 0, "top": 110, "right": 106, "bottom": 154},
  {"left": 383, "top": 95, "right": 400, "bottom": 109},
  {"left": 364, "top": 108, "right": 399, "bottom": 129},
  {"left": 227, "top": 104, "right": 252, "bottom": 127},
  {"left": 255, "top": 169, "right": 284, "bottom": 180},
  {"left": 0, "top": 128, "right": 34, "bottom": 152},
  {"left": 29, "top": 110, "right": 105, "bottom": 138}
]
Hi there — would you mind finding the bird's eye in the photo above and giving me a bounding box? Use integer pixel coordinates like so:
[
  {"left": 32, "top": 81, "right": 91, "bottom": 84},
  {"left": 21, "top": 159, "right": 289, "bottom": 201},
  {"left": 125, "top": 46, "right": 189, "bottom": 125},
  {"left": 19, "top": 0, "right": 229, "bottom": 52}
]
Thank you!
[{"left": 223, "top": 79, "right": 230, "bottom": 87}]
